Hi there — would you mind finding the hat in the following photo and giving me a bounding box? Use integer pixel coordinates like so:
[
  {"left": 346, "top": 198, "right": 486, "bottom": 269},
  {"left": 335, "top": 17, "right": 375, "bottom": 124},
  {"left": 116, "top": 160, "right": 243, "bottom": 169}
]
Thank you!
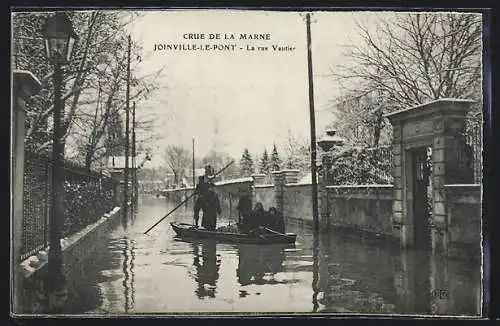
[{"left": 204, "top": 165, "right": 214, "bottom": 175}]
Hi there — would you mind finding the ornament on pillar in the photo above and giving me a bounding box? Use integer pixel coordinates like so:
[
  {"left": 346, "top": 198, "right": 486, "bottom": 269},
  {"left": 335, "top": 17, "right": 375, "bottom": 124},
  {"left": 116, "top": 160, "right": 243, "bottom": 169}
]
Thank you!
[{"left": 317, "top": 129, "right": 345, "bottom": 181}]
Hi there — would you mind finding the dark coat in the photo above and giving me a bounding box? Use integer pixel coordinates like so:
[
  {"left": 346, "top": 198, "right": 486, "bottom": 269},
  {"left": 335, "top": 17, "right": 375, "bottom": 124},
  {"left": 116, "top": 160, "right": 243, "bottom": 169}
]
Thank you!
[
  {"left": 240, "top": 207, "right": 267, "bottom": 233},
  {"left": 195, "top": 176, "right": 210, "bottom": 195},
  {"left": 199, "top": 188, "right": 221, "bottom": 231},
  {"left": 194, "top": 178, "right": 213, "bottom": 223},
  {"left": 236, "top": 195, "right": 252, "bottom": 222}
]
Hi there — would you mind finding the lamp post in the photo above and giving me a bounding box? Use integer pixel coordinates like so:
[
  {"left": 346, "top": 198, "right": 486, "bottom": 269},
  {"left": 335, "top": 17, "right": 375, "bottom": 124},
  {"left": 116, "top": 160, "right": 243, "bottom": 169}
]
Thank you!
[
  {"left": 42, "top": 12, "right": 78, "bottom": 311},
  {"left": 317, "top": 129, "right": 344, "bottom": 233},
  {"left": 317, "top": 129, "right": 345, "bottom": 180}
]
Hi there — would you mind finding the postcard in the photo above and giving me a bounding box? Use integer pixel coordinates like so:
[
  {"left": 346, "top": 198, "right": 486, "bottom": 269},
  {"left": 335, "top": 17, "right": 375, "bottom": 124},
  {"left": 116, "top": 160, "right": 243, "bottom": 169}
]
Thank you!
[{"left": 11, "top": 8, "right": 486, "bottom": 318}]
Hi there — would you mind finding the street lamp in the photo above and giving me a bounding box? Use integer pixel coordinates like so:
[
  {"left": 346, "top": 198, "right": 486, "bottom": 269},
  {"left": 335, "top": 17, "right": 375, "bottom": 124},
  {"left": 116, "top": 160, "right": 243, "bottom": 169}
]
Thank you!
[
  {"left": 317, "top": 129, "right": 345, "bottom": 152},
  {"left": 43, "top": 12, "right": 78, "bottom": 64},
  {"left": 317, "top": 129, "right": 345, "bottom": 183},
  {"left": 42, "top": 11, "right": 78, "bottom": 311},
  {"left": 316, "top": 129, "right": 345, "bottom": 234}
]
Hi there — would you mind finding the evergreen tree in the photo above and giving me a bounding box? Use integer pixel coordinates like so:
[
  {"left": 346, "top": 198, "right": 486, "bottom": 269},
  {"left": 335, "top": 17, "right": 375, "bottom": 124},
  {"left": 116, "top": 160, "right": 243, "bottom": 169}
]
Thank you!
[
  {"left": 259, "top": 148, "right": 270, "bottom": 174},
  {"left": 240, "top": 148, "right": 254, "bottom": 177},
  {"left": 270, "top": 143, "right": 281, "bottom": 171}
]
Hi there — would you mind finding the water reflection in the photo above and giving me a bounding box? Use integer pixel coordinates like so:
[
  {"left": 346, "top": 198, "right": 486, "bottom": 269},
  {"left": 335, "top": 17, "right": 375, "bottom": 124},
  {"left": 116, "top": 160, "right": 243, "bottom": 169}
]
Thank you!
[
  {"left": 121, "top": 237, "right": 136, "bottom": 312},
  {"left": 398, "top": 250, "right": 432, "bottom": 314},
  {"left": 315, "top": 231, "right": 481, "bottom": 315},
  {"left": 130, "top": 202, "right": 138, "bottom": 224},
  {"left": 56, "top": 196, "right": 481, "bottom": 316},
  {"left": 312, "top": 229, "right": 320, "bottom": 312},
  {"left": 237, "top": 244, "right": 287, "bottom": 286},
  {"left": 192, "top": 240, "right": 221, "bottom": 299}
]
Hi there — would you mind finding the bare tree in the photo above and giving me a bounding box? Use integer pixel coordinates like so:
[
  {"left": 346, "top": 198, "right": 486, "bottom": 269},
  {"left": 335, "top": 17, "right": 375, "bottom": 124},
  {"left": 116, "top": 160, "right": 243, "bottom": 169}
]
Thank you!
[
  {"left": 329, "top": 12, "right": 482, "bottom": 145},
  {"left": 163, "top": 145, "right": 191, "bottom": 185},
  {"left": 12, "top": 11, "right": 164, "bottom": 158},
  {"left": 328, "top": 88, "right": 392, "bottom": 147},
  {"left": 335, "top": 12, "right": 482, "bottom": 109},
  {"left": 70, "top": 34, "right": 163, "bottom": 169},
  {"left": 202, "top": 150, "right": 238, "bottom": 180}
]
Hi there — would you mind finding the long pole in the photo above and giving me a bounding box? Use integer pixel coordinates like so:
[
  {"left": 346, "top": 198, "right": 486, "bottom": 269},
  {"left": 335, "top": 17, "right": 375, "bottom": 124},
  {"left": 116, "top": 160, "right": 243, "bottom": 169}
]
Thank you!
[
  {"left": 192, "top": 138, "right": 195, "bottom": 188},
  {"left": 47, "top": 60, "right": 66, "bottom": 302},
  {"left": 123, "top": 35, "right": 131, "bottom": 220},
  {"left": 144, "top": 160, "right": 234, "bottom": 235},
  {"left": 306, "top": 13, "right": 319, "bottom": 235},
  {"left": 191, "top": 138, "right": 196, "bottom": 222},
  {"left": 132, "top": 101, "right": 136, "bottom": 204}
]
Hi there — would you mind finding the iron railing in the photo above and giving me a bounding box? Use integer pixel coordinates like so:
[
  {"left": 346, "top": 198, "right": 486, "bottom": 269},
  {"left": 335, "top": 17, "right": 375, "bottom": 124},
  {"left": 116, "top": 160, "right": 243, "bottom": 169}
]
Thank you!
[
  {"left": 464, "top": 122, "right": 482, "bottom": 184},
  {"left": 21, "top": 152, "right": 117, "bottom": 261},
  {"left": 325, "top": 122, "right": 482, "bottom": 186},
  {"left": 327, "top": 145, "right": 394, "bottom": 185}
]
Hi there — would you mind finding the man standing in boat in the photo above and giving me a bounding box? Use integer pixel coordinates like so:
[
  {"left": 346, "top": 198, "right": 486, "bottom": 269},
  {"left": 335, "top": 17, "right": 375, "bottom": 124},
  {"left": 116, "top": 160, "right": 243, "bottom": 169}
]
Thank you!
[
  {"left": 194, "top": 165, "right": 214, "bottom": 227},
  {"left": 197, "top": 183, "right": 222, "bottom": 231}
]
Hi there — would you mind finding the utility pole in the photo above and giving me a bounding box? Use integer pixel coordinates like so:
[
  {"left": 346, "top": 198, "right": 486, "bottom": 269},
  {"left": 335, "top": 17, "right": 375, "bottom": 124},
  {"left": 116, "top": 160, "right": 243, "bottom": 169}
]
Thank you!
[
  {"left": 305, "top": 12, "right": 319, "bottom": 235},
  {"left": 132, "top": 101, "right": 137, "bottom": 204},
  {"left": 304, "top": 12, "right": 320, "bottom": 314},
  {"left": 192, "top": 138, "right": 195, "bottom": 188},
  {"left": 123, "top": 35, "right": 131, "bottom": 221}
]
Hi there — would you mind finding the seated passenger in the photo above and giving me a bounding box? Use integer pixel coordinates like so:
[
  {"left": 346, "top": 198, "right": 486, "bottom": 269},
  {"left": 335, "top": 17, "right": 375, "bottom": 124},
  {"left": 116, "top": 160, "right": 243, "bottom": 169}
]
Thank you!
[
  {"left": 239, "top": 202, "right": 266, "bottom": 233},
  {"left": 252, "top": 202, "right": 267, "bottom": 230},
  {"left": 237, "top": 195, "right": 252, "bottom": 224},
  {"left": 267, "top": 207, "right": 285, "bottom": 233}
]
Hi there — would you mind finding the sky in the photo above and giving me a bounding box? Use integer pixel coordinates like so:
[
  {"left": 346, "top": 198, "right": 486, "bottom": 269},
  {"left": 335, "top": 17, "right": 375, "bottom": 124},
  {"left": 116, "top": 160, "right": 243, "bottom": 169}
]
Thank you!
[{"left": 126, "top": 10, "right": 368, "bottom": 167}]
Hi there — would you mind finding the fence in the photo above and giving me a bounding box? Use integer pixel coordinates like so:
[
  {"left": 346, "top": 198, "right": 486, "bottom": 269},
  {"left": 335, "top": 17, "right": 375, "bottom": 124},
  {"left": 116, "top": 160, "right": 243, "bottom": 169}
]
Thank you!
[
  {"left": 327, "top": 145, "right": 394, "bottom": 185},
  {"left": 21, "top": 152, "right": 117, "bottom": 261},
  {"left": 327, "top": 121, "right": 481, "bottom": 186},
  {"left": 464, "top": 122, "right": 482, "bottom": 184}
]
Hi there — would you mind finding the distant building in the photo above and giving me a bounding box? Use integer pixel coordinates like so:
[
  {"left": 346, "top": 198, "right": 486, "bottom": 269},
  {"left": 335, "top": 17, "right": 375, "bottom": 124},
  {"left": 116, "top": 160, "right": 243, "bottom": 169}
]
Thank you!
[
  {"left": 106, "top": 154, "right": 151, "bottom": 183},
  {"left": 160, "top": 168, "right": 207, "bottom": 190}
]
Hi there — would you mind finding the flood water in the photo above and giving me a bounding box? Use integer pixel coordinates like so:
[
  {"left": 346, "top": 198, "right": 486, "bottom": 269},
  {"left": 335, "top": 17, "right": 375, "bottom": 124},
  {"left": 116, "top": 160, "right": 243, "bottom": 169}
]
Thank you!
[{"left": 63, "top": 195, "right": 482, "bottom": 316}]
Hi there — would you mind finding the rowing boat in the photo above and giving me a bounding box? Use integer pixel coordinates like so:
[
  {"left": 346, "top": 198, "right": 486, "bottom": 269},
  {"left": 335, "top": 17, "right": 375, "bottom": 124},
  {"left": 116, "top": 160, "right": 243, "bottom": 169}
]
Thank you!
[{"left": 170, "top": 222, "right": 297, "bottom": 245}]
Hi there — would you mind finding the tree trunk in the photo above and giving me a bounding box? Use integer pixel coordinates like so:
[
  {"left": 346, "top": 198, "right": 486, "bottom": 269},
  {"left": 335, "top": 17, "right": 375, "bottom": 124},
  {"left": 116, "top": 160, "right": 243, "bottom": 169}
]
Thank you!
[{"left": 85, "top": 150, "right": 93, "bottom": 170}]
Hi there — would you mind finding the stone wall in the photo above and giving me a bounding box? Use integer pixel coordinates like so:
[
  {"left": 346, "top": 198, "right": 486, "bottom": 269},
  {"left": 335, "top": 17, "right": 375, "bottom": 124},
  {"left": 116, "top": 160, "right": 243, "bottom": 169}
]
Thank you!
[
  {"left": 161, "top": 187, "right": 195, "bottom": 202},
  {"left": 444, "top": 185, "right": 481, "bottom": 261},
  {"left": 254, "top": 185, "right": 276, "bottom": 211},
  {"left": 159, "top": 173, "right": 481, "bottom": 261},
  {"left": 283, "top": 183, "right": 313, "bottom": 225},
  {"left": 159, "top": 180, "right": 394, "bottom": 241},
  {"left": 16, "top": 205, "right": 124, "bottom": 314},
  {"left": 326, "top": 185, "right": 395, "bottom": 238},
  {"left": 217, "top": 189, "right": 242, "bottom": 221}
]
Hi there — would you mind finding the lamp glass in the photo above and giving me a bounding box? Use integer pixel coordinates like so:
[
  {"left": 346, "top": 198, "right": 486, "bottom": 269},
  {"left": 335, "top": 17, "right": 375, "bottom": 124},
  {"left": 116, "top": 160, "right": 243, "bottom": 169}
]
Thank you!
[
  {"left": 51, "top": 38, "right": 69, "bottom": 58},
  {"left": 66, "top": 34, "right": 76, "bottom": 62},
  {"left": 42, "top": 13, "right": 77, "bottom": 62}
]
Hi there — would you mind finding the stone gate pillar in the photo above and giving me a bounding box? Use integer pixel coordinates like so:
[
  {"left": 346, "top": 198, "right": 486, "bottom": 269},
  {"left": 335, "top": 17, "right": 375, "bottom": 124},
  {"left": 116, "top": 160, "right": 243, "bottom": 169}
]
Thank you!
[
  {"left": 12, "top": 70, "right": 42, "bottom": 313},
  {"left": 251, "top": 173, "right": 266, "bottom": 209},
  {"left": 283, "top": 169, "right": 300, "bottom": 184},
  {"left": 251, "top": 173, "right": 266, "bottom": 186},
  {"left": 272, "top": 169, "right": 300, "bottom": 222},
  {"left": 272, "top": 171, "right": 285, "bottom": 215},
  {"left": 385, "top": 99, "right": 475, "bottom": 250}
]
